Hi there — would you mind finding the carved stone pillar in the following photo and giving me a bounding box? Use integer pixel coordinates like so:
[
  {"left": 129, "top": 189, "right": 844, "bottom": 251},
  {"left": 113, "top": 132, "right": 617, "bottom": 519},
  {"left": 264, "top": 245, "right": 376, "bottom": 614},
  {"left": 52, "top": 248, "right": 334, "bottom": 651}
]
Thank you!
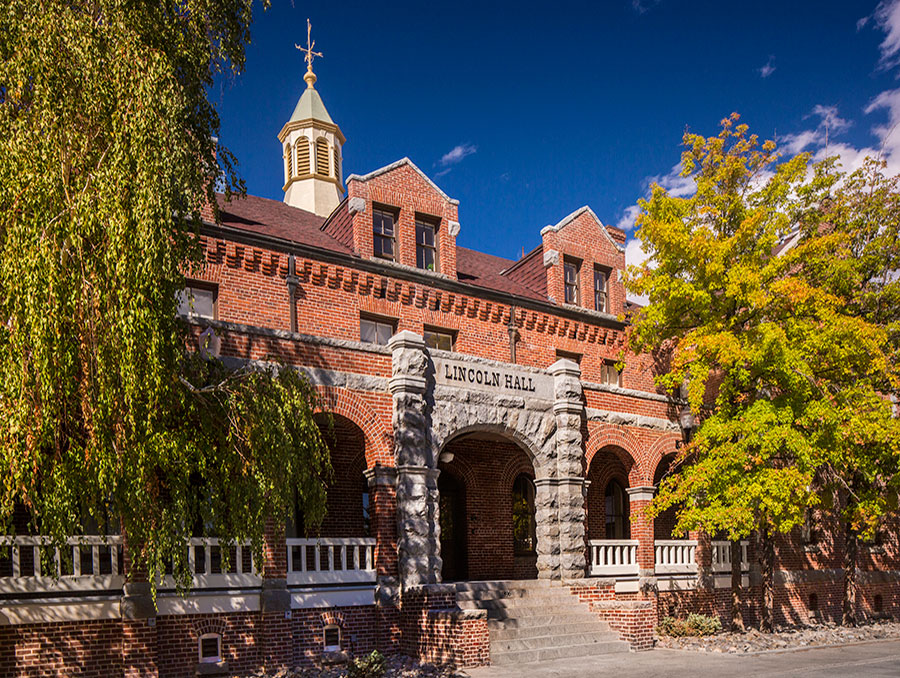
[
  {"left": 388, "top": 331, "right": 441, "bottom": 588},
  {"left": 547, "top": 358, "right": 588, "bottom": 581}
]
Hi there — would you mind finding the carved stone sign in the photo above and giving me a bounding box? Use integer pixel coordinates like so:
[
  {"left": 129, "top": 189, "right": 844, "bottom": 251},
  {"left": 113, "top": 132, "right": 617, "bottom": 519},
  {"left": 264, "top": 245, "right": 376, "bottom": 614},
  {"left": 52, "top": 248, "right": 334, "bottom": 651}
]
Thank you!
[{"left": 432, "top": 356, "right": 553, "bottom": 401}]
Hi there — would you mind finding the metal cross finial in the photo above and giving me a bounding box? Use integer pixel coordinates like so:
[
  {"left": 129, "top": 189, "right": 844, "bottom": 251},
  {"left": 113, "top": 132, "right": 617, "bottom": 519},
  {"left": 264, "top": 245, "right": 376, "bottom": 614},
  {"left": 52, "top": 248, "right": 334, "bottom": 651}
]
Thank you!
[{"left": 295, "top": 18, "right": 323, "bottom": 74}]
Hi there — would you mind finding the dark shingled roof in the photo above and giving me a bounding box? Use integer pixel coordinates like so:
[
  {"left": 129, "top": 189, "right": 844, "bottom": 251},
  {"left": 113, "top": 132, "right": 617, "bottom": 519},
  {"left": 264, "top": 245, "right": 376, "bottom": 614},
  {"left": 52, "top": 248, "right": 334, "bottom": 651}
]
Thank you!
[{"left": 213, "top": 192, "right": 548, "bottom": 301}]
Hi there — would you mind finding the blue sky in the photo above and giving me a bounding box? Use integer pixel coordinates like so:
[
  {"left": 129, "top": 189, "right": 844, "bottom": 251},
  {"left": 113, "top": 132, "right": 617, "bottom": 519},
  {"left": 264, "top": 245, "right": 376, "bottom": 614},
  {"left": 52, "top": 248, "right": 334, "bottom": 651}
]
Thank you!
[{"left": 212, "top": 0, "right": 900, "bottom": 269}]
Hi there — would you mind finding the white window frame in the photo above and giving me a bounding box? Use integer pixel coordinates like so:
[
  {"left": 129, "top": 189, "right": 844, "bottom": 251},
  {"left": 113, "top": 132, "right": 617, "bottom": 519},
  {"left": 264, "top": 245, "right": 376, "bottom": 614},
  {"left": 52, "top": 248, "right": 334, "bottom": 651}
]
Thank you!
[
  {"left": 198, "top": 633, "right": 222, "bottom": 664},
  {"left": 323, "top": 624, "right": 341, "bottom": 652}
]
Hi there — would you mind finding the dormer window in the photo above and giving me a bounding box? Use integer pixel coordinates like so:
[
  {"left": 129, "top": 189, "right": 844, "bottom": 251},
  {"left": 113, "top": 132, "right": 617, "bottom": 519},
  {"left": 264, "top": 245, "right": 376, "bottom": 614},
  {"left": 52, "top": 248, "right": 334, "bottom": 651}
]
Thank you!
[
  {"left": 564, "top": 258, "right": 580, "bottom": 305},
  {"left": 594, "top": 266, "right": 610, "bottom": 313},
  {"left": 416, "top": 217, "right": 438, "bottom": 271},
  {"left": 373, "top": 207, "right": 396, "bottom": 260}
]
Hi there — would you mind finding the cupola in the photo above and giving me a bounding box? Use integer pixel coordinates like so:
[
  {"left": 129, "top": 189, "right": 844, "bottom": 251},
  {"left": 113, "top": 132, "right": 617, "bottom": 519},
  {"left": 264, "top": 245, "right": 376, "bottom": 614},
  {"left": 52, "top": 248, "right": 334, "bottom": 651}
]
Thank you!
[{"left": 278, "top": 20, "right": 345, "bottom": 217}]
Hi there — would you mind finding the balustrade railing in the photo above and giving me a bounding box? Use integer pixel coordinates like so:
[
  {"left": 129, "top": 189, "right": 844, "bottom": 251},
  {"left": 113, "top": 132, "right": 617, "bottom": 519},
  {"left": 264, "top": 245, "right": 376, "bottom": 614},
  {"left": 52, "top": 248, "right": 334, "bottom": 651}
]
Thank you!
[
  {"left": 710, "top": 540, "right": 750, "bottom": 573},
  {"left": 654, "top": 539, "right": 698, "bottom": 574},
  {"left": 165, "top": 538, "right": 261, "bottom": 589},
  {"left": 286, "top": 538, "right": 376, "bottom": 585},
  {"left": 0, "top": 536, "right": 124, "bottom": 594},
  {"left": 588, "top": 539, "right": 639, "bottom": 576}
]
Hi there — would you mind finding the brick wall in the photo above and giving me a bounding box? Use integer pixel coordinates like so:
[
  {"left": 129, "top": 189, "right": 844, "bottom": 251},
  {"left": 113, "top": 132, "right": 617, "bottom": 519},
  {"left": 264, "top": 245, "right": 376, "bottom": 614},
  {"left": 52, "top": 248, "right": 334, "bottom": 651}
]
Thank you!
[{"left": 0, "top": 619, "right": 123, "bottom": 678}]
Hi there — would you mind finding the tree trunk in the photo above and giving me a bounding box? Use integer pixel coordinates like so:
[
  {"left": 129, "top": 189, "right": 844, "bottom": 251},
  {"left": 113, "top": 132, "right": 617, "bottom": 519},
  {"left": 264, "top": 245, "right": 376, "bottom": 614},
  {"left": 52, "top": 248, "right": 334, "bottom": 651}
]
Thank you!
[
  {"left": 759, "top": 527, "right": 775, "bottom": 632},
  {"left": 730, "top": 539, "right": 745, "bottom": 631},
  {"left": 842, "top": 524, "right": 858, "bottom": 626}
]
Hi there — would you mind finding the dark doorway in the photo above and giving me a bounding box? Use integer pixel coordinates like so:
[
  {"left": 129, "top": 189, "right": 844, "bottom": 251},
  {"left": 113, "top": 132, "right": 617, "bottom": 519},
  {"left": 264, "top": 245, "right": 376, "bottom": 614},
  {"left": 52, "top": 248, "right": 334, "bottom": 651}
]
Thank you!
[{"left": 439, "top": 472, "right": 468, "bottom": 581}]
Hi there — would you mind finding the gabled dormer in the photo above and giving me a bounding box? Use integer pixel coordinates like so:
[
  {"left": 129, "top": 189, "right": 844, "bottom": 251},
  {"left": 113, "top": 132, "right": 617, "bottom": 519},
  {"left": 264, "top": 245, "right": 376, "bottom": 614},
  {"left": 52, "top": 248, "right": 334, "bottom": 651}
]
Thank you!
[
  {"left": 539, "top": 207, "right": 626, "bottom": 316},
  {"left": 345, "top": 158, "right": 460, "bottom": 279}
]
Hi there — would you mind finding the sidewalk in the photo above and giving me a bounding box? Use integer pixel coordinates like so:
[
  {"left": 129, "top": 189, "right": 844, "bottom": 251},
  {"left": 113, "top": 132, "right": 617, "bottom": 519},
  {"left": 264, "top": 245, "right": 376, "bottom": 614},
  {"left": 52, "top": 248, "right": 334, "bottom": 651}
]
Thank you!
[{"left": 464, "top": 639, "right": 900, "bottom": 677}]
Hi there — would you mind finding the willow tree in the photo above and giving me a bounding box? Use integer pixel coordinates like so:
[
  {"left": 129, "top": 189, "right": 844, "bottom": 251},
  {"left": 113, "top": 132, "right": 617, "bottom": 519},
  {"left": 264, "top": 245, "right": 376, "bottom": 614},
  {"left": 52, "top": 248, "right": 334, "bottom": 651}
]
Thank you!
[
  {"left": 0, "top": 1, "right": 331, "bottom": 592},
  {"left": 627, "top": 115, "right": 900, "bottom": 631}
]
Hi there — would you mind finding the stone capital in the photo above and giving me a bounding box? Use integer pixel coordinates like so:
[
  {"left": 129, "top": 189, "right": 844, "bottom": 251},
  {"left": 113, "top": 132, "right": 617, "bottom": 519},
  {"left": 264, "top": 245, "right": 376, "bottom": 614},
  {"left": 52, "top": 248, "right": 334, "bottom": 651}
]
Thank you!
[
  {"left": 447, "top": 220, "right": 460, "bottom": 237},
  {"left": 553, "top": 401, "right": 583, "bottom": 416},
  {"left": 396, "top": 465, "right": 440, "bottom": 481},
  {"left": 348, "top": 196, "right": 366, "bottom": 214},
  {"left": 388, "top": 330, "right": 425, "bottom": 351},
  {"left": 626, "top": 485, "right": 657, "bottom": 502},
  {"left": 389, "top": 374, "right": 426, "bottom": 394},
  {"left": 364, "top": 465, "right": 398, "bottom": 488},
  {"left": 543, "top": 249, "right": 560, "bottom": 268},
  {"left": 549, "top": 358, "right": 582, "bottom": 378}
]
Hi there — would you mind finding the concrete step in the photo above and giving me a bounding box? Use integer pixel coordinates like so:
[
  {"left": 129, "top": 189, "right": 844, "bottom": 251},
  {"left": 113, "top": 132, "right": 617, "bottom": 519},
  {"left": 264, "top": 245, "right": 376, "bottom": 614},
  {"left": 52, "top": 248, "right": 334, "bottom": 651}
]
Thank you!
[
  {"left": 477, "top": 603, "right": 601, "bottom": 619},
  {"left": 488, "top": 619, "right": 612, "bottom": 640},
  {"left": 491, "top": 639, "right": 631, "bottom": 665},
  {"left": 486, "top": 612, "right": 604, "bottom": 629},
  {"left": 491, "top": 631, "right": 622, "bottom": 653},
  {"left": 456, "top": 588, "right": 580, "bottom": 603}
]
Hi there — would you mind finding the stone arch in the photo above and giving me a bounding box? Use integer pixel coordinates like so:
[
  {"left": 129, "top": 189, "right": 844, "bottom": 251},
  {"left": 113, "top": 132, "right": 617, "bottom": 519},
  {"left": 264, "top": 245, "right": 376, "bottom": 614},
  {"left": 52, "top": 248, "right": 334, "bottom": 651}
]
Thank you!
[
  {"left": 430, "top": 400, "right": 556, "bottom": 477},
  {"left": 647, "top": 433, "right": 682, "bottom": 485},
  {"left": 315, "top": 386, "right": 392, "bottom": 466}
]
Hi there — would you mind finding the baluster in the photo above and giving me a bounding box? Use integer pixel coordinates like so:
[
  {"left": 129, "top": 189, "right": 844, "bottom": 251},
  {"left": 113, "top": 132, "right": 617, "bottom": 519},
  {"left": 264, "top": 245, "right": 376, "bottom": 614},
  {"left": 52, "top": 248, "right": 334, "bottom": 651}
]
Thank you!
[
  {"left": 300, "top": 542, "right": 307, "bottom": 572},
  {"left": 188, "top": 543, "right": 196, "bottom": 576},
  {"left": 314, "top": 544, "right": 320, "bottom": 572},
  {"left": 12, "top": 544, "right": 20, "bottom": 578},
  {"left": 327, "top": 545, "right": 334, "bottom": 572},
  {"left": 340, "top": 545, "right": 347, "bottom": 571},
  {"left": 92, "top": 545, "right": 100, "bottom": 576},
  {"left": 73, "top": 543, "right": 81, "bottom": 577},
  {"left": 238, "top": 545, "right": 244, "bottom": 574}
]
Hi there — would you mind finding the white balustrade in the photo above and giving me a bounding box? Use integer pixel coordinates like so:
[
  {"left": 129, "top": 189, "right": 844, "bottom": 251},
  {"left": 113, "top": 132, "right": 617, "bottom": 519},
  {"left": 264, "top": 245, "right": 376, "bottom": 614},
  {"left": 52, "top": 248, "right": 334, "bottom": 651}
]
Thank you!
[
  {"left": 589, "top": 539, "right": 639, "bottom": 576},
  {"left": 711, "top": 540, "right": 750, "bottom": 573},
  {"left": 0, "top": 535, "right": 124, "bottom": 594},
  {"left": 176, "top": 538, "right": 261, "bottom": 589},
  {"left": 654, "top": 539, "right": 698, "bottom": 574},
  {"left": 286, "top": 538, "right": 376, "bottom": 585}
]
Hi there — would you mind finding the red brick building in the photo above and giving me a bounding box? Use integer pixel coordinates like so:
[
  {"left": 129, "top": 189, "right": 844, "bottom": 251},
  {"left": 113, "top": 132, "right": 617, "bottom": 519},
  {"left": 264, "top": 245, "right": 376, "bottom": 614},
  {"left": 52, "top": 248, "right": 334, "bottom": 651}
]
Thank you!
[{"left": 1, "top": 60, "right": 897, "bottom": 677}]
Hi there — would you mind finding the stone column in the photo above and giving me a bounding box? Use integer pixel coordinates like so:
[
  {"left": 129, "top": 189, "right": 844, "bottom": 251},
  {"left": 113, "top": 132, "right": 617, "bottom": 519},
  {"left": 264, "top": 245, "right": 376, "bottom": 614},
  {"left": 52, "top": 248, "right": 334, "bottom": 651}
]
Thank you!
[
  {"left": 627, "top": 486, "right": 657, "bottom": 594},
  {"left": 388, "top": 331, "right": 441, "bottom": 588},
  {"left": 548, "top": 358, "right": 588, "bottom": 581}
]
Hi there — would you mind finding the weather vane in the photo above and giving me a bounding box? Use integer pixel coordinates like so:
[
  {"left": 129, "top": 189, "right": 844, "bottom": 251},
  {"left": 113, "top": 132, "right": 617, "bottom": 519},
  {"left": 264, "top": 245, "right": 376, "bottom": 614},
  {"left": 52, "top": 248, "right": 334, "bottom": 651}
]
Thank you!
[{"left": 296, "top": 18, "right": 323, "bottom": 86}]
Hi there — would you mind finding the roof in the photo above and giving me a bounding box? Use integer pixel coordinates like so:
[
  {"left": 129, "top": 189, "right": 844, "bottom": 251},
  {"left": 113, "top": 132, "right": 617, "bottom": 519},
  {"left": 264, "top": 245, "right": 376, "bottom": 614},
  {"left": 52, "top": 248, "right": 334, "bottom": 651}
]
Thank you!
[
  {"left": 455, "top": 247, "right": 546, "bottom": 301},
  {"left": 289, "top": 84, "right": 334, "bottom": 125},
  {"left": 346, "top": 158, "right": 459, "bottom": 206}
]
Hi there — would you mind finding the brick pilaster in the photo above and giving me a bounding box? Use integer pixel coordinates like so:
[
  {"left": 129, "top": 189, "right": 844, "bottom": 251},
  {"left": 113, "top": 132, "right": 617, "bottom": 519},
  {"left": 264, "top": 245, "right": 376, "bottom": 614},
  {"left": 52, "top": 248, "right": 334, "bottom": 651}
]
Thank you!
[
  {"left": 365, "top": 464, "right": 401, "bottom": 653},
  {"left": 260, "top": 517, "right": 293, "bottom": 671},
  {"left": 626, "top": 486, "right": 657, "bottom": 585}
]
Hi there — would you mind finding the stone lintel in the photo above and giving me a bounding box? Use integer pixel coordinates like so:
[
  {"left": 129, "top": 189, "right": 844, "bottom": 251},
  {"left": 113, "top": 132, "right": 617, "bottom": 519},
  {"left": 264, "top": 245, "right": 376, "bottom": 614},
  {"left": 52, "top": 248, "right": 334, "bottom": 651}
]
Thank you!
[{"left": 626, "top": 486, "right": 657, "bottom": 502}]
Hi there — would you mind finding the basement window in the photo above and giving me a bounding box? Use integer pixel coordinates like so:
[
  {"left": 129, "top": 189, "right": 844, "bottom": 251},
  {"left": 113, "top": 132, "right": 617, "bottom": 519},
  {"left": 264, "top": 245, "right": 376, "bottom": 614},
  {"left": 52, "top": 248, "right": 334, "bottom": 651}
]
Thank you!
[
  {"left": 198, "top": 633, "right": 222, "bottom": 664},
  {"left": 323, "top": 625, "right": 341, "bottom": 652}
]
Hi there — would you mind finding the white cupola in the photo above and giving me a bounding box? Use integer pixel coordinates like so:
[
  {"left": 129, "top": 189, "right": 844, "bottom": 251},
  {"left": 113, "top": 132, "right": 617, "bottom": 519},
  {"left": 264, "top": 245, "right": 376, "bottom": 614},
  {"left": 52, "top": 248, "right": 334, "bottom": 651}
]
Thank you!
[{"left": 278, "top": 22, "right": 345, "bottom": 217}]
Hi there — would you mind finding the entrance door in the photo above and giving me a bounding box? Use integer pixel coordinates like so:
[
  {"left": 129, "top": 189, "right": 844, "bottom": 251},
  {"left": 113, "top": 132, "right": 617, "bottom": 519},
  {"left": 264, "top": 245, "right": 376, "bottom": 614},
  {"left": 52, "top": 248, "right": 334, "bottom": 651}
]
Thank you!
[{"left": 438, "top": 472, "right": 467, "bottom": 581}]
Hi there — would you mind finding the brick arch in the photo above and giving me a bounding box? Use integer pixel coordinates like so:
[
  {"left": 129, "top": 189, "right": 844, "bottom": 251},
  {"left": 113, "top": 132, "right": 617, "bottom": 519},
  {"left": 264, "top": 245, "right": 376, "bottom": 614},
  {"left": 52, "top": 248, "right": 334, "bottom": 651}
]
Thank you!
[
  {"left": 315, "top": 386, "right": 392, "bottom": 466},
  {"left": 585, "top": 424, "right": 642, "bottom": 485},
  {"left": 647, "top": 433, "right": 682, "bottom": 485}
]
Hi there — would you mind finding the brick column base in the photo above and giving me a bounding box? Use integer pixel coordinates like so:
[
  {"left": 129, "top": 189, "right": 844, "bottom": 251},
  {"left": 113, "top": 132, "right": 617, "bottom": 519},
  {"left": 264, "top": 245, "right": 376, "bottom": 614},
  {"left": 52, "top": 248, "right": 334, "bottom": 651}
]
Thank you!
[
  {"left": 122, "top": 619, "right": 158, "bottom": 678},
  {"left": 260, "top": 612, "right": 293, "bottom": 670}
]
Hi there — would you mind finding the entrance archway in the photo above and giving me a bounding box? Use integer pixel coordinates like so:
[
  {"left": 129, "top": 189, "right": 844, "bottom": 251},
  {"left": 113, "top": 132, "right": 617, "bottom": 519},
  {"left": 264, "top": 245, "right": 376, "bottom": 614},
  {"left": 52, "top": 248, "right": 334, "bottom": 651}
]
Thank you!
[{"left": 438, "top": 431, "right": 537, "bottom": 581}]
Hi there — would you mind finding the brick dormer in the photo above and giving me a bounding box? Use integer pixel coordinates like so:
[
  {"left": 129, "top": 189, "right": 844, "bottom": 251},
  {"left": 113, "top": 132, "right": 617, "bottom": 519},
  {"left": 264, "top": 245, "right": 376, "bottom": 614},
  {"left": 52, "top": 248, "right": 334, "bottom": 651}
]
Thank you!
[
  {"left": 540, "top": 206, "right": 626, "bottom": 316},
  {"left": 345, "top": 158, "right": 460, "bottom": 279}
]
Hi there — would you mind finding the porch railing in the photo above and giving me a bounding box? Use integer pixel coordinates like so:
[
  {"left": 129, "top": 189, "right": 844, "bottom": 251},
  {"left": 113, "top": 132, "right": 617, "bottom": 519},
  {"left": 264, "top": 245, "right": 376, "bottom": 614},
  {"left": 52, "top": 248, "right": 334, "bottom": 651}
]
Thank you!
[
  {"left": 168, "top": 538, "right": 261, "bottom": 589},
  {"left": 710, "top": 540, "right": 750, "bottom": 573},
  {"left": 0, "top": 535, "right": 125, "bottom": 594},
  {"left": 654, "top": 539, "right": 698, "bottom": 574},
  {"left": 286, "top": 538, "right": 376, "bottom": 586},
  {"left": 588, "top": 539, "right": 639, "bottom": 576}
]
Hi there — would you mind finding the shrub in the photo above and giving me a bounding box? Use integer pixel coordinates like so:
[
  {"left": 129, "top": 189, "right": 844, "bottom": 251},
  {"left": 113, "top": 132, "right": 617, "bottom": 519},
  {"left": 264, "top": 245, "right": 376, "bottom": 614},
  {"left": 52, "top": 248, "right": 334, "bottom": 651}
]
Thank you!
[
  {"left": 658, "top": 613, "right": 722, "bottom": 637},
  {"left": 347, "top": 650, "right": 386, "bottom": 678}
]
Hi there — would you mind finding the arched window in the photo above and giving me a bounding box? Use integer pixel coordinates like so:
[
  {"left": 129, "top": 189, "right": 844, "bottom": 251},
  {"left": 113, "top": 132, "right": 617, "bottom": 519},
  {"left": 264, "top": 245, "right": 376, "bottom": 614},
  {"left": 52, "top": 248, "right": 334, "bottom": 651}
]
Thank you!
[
  {"left": 512, "top": 474, "right": 536, "bottom": 554},
  {"left": 333, "top": 146, "right": 341, "bottom": 181},
  {"left": 315, "top": 137, "right": 330, "bottom": 176},
  {"left": 285, "top": 144, "right": 293, "bottom": 180},
  {"left": 296, "top": 137, "right": 310, "bottom": 176},
  {"left": 605, "top": 480, "right": 629, "bottom": 539}
]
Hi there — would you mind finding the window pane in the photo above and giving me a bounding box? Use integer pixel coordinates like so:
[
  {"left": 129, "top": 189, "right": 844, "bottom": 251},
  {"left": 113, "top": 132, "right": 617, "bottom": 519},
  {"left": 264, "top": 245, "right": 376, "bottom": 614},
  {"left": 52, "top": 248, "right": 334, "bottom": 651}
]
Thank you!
[
  {"left": 376, "top": 323, "right": 393, "bottom": 345},
  {"left": 360, "top": 320, "right": 377, "bottom": 343},
  {"left": 191, "top": 289, "right": 215, "bottom": 319}
]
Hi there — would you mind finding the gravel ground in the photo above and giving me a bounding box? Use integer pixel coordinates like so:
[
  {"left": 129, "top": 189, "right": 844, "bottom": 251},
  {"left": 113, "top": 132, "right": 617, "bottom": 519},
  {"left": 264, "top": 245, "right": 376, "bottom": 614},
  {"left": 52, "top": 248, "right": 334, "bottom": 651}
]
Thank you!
[{"left": 656, "top": 620, "right": 900, "bottom": 654}]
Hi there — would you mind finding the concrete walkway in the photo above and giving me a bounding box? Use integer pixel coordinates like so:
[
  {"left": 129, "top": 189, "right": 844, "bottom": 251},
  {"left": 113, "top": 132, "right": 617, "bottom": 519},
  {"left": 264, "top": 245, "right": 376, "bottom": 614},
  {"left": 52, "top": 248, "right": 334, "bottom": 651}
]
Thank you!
[{"left": 464, "top": 639, "right": 900, "bottom": 677}]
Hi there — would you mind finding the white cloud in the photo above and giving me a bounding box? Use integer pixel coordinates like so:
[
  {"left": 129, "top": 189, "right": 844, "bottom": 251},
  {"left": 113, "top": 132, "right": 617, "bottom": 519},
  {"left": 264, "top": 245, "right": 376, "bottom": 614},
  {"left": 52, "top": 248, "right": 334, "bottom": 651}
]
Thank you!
[
  {"left": 439, "top": 143, "right": 477, "bottom": 167},
  {"left": 759, "top": 56, "right": 776, "bottom": 79},
  {"left": 631, "top": 0, "right": 662, "bottom": 14},
  {"left": 617, "top": 204, "right": 642, "bottom": 232},
  {"left": 625, "top": 238, "right": 652, "bottom": 305},
  {"left": 874, "top": 0, "right": 900, "bottom": 69}
]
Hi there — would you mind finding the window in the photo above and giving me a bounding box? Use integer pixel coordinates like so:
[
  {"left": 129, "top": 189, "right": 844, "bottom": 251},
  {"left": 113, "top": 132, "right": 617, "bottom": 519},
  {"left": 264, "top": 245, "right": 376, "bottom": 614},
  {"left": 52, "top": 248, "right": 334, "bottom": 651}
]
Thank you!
[
  {"left": 177, "top": 283, "right": 217, "bottom": 320},
  {"left": 564, "top": 258, "right": 580, "bottom": 305},
  {"left": 373, "top": 207, "right": 396, "bottom": 260},
  {"left": 360, "top": 315, "right": 395, "bottom": 345},
  {"left": 296, "top": 137, "right": 310, "bottom": 175},
  {"left": 594, "top": 266, "right": 610, "bottom": 313},
  {"left": 315, "top": 137, "right": 329, "bottom": 176},
  {"left": 198, "top": 633, "right": 222, "bottom": 664},
  {"left": 600, "top": 360, "right": 622, "bottom": 387},
  {"left": 605, "top": 480, "right": 630, "bottom": 539},
  {"left": 512, "top": 474, "right": 537, "bottom": 554},
  {"left": 332, "top": 146, "right": 341, "bottom": 181},
  {"left": 323, "top": 625, "right": 341, "bottom": 652},
  {"left": 424, "top": 327, "right": 454, "bottom": 352},
  {"left": 415, "top": 217, "right": 438, "bottom": 271},
  {"left": 285, "top": 144, "right": 294, "bottom": 178},
  {"left": 556, "top": 349, "right": 582, "bottom": 364},
  {"left": 801, "top": 509, "right": 819, "bottom": 545}
]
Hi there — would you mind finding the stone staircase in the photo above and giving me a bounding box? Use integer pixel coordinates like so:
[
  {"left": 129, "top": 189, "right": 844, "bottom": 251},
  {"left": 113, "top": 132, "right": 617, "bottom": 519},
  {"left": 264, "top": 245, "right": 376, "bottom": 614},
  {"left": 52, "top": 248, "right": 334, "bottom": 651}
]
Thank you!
[{"left": 454, "top": 580, "right": 630, "bottom": 665}]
